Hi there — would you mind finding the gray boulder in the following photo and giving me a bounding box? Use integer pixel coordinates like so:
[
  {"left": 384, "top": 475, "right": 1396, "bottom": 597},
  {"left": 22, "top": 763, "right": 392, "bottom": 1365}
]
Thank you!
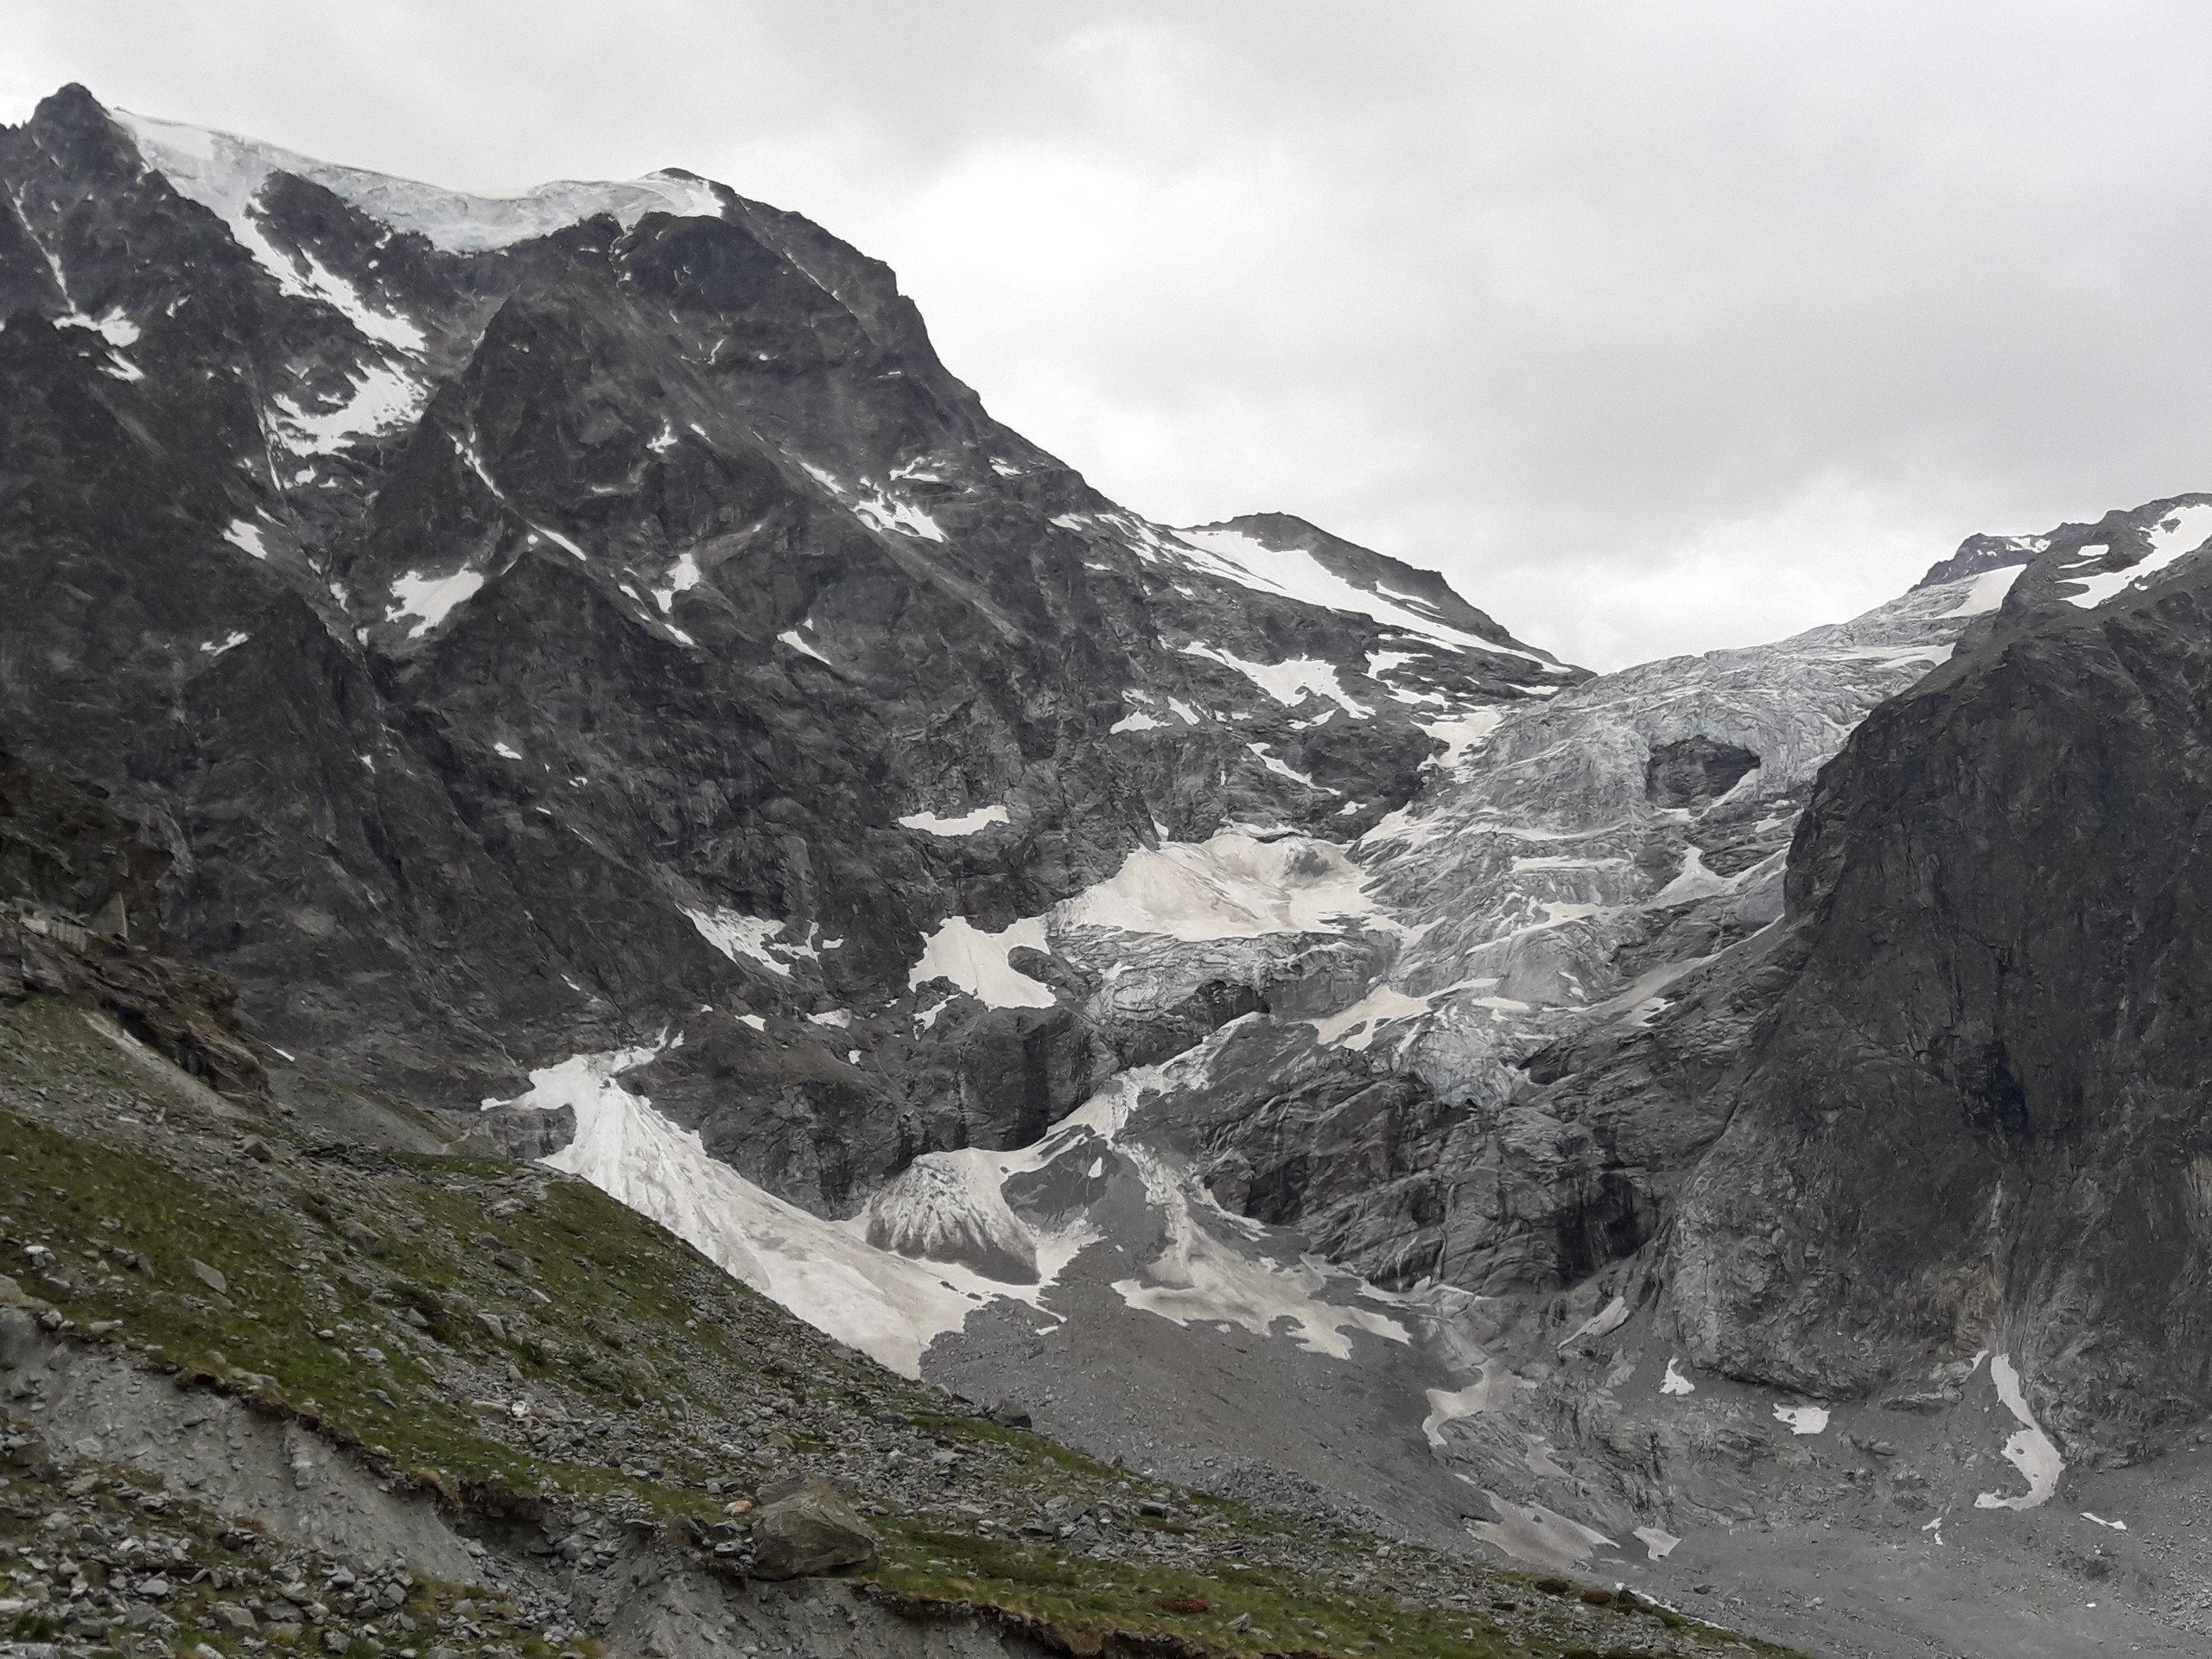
[{"left": 747, "top": 1474, "right": 879, "bottom": 1580}]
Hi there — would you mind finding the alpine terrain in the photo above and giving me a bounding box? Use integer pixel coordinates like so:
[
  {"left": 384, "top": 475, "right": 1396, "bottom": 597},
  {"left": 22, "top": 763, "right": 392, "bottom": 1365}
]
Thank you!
[{"left": 2, "top": 84, "right": 2207, "bottom": 1659}]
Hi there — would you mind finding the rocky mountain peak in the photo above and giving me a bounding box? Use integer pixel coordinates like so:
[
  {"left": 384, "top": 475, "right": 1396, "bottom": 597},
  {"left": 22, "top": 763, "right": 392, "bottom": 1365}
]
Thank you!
[
  {"left": 0, "top": 85, "right": 1576, "bottom": 1194},
  {"left": 1178, "top": 511, "right": 1553, "bottom": 657}
]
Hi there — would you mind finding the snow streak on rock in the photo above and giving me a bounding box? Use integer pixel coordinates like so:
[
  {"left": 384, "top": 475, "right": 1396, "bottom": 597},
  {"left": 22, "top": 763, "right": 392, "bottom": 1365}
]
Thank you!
[
  {"left": 2056, "top": 500, "right": 2212, "bottom": 609},
  {"left": 898, "top": 805, "right": 1011, "bottom": 836},
  {"left": 1974, "top": 1355, "right": 2063, "bottom": 1511}
]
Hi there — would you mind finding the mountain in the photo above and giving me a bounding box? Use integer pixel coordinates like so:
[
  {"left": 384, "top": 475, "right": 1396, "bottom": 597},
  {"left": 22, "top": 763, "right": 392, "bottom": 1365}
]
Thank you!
[
  {"left": 9, "top": 79, "right": 2212, "bottom": 1659},
  {"left": 0, "top": 83, "right": 1573, "bottom": 1193}
]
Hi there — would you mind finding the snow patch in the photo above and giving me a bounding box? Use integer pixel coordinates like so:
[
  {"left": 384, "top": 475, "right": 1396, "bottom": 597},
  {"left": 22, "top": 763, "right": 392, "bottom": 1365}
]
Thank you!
[
  {"left": 274, "top": 359, "right": 427, "bottom": 453},
  {"left": 222, "top": 519, "right": 270, "bottom": 560},
  {"left": 1421, "top": 1366, "right": 1517, "bottom": 1447},
  {"left": 1559, "top": 1295, "right": 1630, "bottom": 1348},
  {"left": 854, "top": 486, "right": 945, "bottom": 542},
  {"left": 1179, "top": 643, "right": 1370, "bottom": 716},
  {"left": 197, "top": 632, "right": 249, "bottom": 658},
  {"left": 1420, "top": 709, "right": 1505, "bottom": 770},
  {"left": 1464, "top": 1490, "right": 1617, "bottom": 1570},
  {"left": 652, "top": 551, "right": 702, "bottom": 613},
  {"left": 1773, "top": 1404, "right": 1830, "bottom": 1436},
  {"left": 899, "top": 805, "right": 1010, "bottom": 836},
  {"left": 527, "top": 523, "right": 590, "bottom": 563},
  {"left": 909, "top": 915, "right": 1054, "bottom": 1008},
  {"left": 1660, "top": 1358, "right": 1696, "bottom": 1395},
  {"left": 1974, "top": 1353, "right": 2064, "bottom": 1510},
  {"left": 1173, "top": 525, "right": 1561, "bottom": 667},
  {"left": 1651, "top": 845, "right": 1733, "bottom": 906},
  {"left": 799, "top": 463, "right": 945, "bottom": 542},
  {"left": 681, "top": 907, "right": 815, "bottom": 978},
  {"left": 1311, "top": 984, "right": 1433, "bottom": 1052},
  {"left": 1355, "top": 803, "right": 1448, "bottom": 852},
  {"left": 119, "top": 108, "right": 727, "bottom": 255},
  {"left": 489, "top": 1043, "right": 1003, "bottom": 1375},
  {"left": 1634, "top": 1526, "right": 1681, "bottom": 1561},
  {"left": 1244, "top": 742, "right": 1328, "bottom": 790},
  {"left": 1058, "top": 833, "right": 1376, "bottom": 942},
  {"left": 1109, "top": 710, "right": 1166, "bottom": 734},
  {"left": 2061, "top": 504, "right": 2212, "bottom": 609},
  {"left": 93, "top": 309, "right": 140, "bottom": 346},
  {"left": 1111, "top": 1221, "right": 1407, "bottom": 1360},
  {"left": 1937, "top": 563, "right": 2025, "bottom": 619},
  {"left": 385, "top": 568, "right": 486, "bottom": 639},
  {"left": 778, "top": 628, "right": 830, "bottom": 664},
  {"left": 119, "top": 114, "right": 423, "bottom": 346}
]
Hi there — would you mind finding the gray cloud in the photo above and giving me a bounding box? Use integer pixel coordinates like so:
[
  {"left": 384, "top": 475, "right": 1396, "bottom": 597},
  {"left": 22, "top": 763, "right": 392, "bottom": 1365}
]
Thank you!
[{"left": 10, "top": 1, "right": 2212, "bottom": 666}]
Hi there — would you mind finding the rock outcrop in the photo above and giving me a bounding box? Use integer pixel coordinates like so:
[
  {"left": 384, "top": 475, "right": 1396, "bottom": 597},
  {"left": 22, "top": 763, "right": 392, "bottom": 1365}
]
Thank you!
[
  {"left": 0, "top": 747, "right": 264, "bottom": 1096},
  {"left": 1665, "top": 495, "right": 2212, "bottom": 1452}
]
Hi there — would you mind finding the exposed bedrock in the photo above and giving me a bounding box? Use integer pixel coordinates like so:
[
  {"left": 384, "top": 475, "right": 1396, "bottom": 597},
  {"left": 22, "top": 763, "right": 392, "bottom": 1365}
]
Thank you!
[
  {"left": 1143, "top": 1016, "right": 1467, "bottom": 1288},
  {"left": 1667, "top": 499, "right": 2212, "bottom": 1454}
]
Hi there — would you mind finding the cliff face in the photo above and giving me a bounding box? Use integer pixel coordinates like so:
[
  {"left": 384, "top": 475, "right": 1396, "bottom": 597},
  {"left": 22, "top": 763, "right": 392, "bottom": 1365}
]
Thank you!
[
  {"left": 0, "top": 746, "right": 263, "bottom": 1097},
  {"left": 1668, "top": 496, "right": 2212, "bottom": 1452}
]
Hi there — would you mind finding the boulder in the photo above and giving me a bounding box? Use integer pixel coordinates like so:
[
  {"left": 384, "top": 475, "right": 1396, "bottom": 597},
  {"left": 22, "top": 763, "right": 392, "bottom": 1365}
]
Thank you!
[
  {"left": 184, "top": 1258, "right": 227, "bottom": 1294},
  {"left": 0, "top": 1305, "right": 41, "bottom": 1365},
  {"left": 747, "top": 1474, "right": 879, "bottom": 1580}
]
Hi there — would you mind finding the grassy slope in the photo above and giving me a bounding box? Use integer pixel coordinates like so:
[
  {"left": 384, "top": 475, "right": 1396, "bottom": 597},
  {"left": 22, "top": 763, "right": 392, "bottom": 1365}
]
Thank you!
[{"left": 0, "top": 994, "right": 1803, "bottom": 1659}]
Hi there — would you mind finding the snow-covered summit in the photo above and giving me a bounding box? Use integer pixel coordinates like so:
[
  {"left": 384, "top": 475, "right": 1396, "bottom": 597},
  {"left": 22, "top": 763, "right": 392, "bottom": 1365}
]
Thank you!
[{"left": 113, "top": 108, "right": 730, "bottom": 252}]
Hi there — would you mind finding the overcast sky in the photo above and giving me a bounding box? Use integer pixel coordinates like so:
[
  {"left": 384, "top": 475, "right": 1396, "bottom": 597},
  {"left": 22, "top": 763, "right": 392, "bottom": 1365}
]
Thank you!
[{"left": 10, "top": 3, "right": 2212, "bottom": 668}]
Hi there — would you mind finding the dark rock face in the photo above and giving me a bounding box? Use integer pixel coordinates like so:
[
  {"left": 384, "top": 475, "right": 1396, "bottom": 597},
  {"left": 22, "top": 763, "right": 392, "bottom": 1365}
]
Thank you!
[
  {"left": 471, "top": 1100, "right": 578, "bottom": 1160},
  {"left": 0, "top": 85, "right": 1573, "bottom": 1212},
  {"left": 0, "top": 747, "right": 173, "bottom": 947},
  {"left": 1143, "top": 1016, "right": 1465, "bottom": 1288},
  {"left": 0, "top": 747, "right": 264, "bottom": 1097},
  {"left": 1643, "top": 735, "right": 1761, "bottom": 810},
  {"left": 1913, "top": 528, "right": 2049, "bottom": 589},
  {"left": 1668, "top": 495, "right": 2212, "bottom": 1451}
]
